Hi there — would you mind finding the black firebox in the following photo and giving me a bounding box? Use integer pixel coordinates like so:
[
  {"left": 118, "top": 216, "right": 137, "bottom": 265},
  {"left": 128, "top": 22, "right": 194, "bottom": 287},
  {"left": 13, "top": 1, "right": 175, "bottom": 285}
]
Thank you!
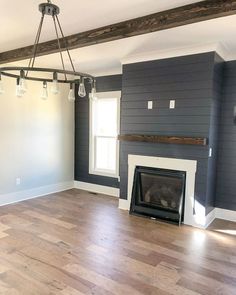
[{"left": 130, "top": 166, "right": 186, "bottom": 225}]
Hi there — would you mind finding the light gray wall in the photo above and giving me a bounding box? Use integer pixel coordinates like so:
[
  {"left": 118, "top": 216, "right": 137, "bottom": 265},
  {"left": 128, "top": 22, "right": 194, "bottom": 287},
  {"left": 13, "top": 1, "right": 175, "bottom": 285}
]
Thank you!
[{"left": 0, "top": 78, "right": 74, "bottom": 196}]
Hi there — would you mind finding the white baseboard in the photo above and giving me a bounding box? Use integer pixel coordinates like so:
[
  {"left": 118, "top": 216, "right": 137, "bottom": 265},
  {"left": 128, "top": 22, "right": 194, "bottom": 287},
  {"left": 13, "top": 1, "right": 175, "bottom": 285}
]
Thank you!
[
  {"left": 215, "top": 208, "right": 236, "bottom": 222},
  {"left": 204, "top": 208, "right": 216, "bottom": 228},
  {"left": 0, "top": 180, "right": 119, "bottom": 208},
  {"left": 1, "top": 181, "right": 235, "bottom": 226},
  {"left": 118, "top": 199, "right": 129, "bottom": 210},
  {"left": 0, "top": 181, "right": 74, "bottom": 207},
  {"left": 205, "top": 208, "right": 236, "bottom": 226},
  {"left": 74, "top": 181, "right": 119, "bottom": 197}
]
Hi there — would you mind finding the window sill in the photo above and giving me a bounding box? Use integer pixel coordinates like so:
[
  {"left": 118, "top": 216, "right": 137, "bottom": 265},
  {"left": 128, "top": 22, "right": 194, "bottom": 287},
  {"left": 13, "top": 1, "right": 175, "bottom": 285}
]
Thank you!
[{"left": 89, "top": 169, "right": 119, "bottom": 179}]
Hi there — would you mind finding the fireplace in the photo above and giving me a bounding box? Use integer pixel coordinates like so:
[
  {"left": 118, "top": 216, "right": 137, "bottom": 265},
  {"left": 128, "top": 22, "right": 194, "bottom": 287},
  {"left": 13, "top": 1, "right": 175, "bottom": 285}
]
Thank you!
[
  {"left": 130, "top": 166, "right": 186, "bottom": 225},
  {"left": 120, "top": 155, "right": 201, "bottom": 227}
]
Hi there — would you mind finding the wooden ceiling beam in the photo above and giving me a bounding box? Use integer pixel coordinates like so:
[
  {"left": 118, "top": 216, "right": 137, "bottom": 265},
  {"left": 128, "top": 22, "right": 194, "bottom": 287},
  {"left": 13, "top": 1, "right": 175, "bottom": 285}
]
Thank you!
[{"left": 1, "top": 0, "right": 236, "bottom": 64}]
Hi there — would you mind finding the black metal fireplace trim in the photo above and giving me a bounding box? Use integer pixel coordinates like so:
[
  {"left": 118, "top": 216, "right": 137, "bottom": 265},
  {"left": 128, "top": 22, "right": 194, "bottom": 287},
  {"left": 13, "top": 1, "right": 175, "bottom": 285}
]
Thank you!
[{"left": 130, "top": 166, "right": 186, "bottom": 225}]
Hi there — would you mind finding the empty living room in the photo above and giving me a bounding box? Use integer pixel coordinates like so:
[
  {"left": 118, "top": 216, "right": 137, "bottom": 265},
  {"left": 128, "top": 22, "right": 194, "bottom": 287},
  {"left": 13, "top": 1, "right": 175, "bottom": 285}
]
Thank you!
[{"left": 0, "top": 0, "right": 236, "bottom": 294}]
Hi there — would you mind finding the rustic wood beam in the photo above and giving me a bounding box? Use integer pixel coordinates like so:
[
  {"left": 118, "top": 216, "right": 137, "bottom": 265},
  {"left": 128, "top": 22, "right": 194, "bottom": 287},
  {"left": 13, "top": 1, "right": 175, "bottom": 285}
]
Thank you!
[
  {"left": 1, "top": 0, "right": 236, "bottom": 64},
  {"left": 118, "top": 135, "right": 208, "bottom": 146}
]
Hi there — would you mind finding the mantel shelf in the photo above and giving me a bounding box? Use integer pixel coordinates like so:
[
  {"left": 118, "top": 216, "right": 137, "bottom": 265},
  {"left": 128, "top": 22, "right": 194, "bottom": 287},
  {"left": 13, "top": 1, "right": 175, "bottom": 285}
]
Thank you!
[{"left": 118, "top": 134, "right": 208, "bottom": 146}]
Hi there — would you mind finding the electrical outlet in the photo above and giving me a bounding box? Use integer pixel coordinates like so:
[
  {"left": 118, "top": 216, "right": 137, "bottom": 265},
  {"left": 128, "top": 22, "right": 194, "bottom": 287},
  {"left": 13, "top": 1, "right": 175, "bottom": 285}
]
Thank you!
[
  {"left": 148, "top": 101, "right": 153, "bottom": 109},
  {"left": 16, "top": 178, "right": 21, "bottom": 186},
  {"left": 169, "top": 100, "right": 175, "bottom": 109}
]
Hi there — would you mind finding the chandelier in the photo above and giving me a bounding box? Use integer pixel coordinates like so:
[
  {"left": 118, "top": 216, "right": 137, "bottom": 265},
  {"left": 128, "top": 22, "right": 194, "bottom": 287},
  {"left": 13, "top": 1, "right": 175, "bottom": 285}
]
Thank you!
[{"left": 0, "top": 0, "right": 96, "bottom": 101}]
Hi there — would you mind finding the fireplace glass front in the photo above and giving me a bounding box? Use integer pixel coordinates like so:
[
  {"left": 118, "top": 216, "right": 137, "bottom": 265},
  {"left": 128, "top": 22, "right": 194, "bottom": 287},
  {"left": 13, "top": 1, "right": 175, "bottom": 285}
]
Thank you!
[{"left": 130, "top": 166, "right": 186, "bottom": 225}]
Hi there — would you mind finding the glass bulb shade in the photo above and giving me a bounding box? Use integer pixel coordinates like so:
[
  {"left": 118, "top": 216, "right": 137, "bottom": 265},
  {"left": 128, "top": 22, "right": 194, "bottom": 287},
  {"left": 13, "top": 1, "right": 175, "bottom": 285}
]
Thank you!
[
  {"left": 68, "top": 89, "right": 75, "bottom": 101},
  {"left": 90, "top": 87, "right": 97, "bottom": 101},
  {"left": 51, "top": 79, "right": 60, "bottom": 94},
  {"left": 16, "top": 85, "right": 23, "bottom": 97},
  {"left": 41, "top": 88, "right": 48, "bottom": 100},
  {"left": 78, "top": 82, "right": 86, "bottom": 98},
  {"left": 19, "top": 77, "right": 27, "bottom": 93},
  {"left": 0, "top": 80, "right": 4, "bottom": 94},
  {"left": 41, "top": 83, "right": 48, "bottom": 100}
]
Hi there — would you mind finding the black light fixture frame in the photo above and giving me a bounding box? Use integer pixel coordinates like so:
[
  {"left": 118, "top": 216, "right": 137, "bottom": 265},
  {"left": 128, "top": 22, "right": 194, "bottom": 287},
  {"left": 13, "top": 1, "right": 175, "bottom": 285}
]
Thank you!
[
  {"left": 0, "top": 67, "right": 93, "bottom": 83},
  {"left": 0, "top": 0, "right": 94, "bottom": 85}
]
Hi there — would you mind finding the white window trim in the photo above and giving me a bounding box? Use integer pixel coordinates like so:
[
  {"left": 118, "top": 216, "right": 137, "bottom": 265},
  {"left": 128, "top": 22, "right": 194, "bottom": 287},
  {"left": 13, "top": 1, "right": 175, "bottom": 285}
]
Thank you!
[{"left": 89, "top": 91, "right": 121, "bottom": 178}]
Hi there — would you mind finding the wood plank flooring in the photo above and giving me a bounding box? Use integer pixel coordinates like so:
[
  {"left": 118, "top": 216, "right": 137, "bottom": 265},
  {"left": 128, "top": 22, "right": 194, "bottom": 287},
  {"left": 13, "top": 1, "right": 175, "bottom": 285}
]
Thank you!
[
  {"left": 208, "top": 219, "right": 236, "bottom": 236},
  {"left": 0, "top": 189, "right": 235, "bottom": 294}
]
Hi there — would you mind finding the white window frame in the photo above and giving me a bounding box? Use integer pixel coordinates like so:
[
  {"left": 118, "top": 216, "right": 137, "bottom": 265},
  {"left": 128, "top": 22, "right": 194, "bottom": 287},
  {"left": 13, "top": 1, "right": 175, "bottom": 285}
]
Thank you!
[{"left": 89, "top": 91, "right": 121, "bottom": 178}]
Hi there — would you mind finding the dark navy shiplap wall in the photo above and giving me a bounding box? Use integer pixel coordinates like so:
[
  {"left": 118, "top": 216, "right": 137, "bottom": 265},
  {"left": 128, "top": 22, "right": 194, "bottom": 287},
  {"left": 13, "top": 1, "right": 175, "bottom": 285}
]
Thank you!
[
  {"left": 216, "top": 61, "right": 236, "bottom": 211},
  {"left": 205, "top": 54, "right": 224, "bottom": 214},
  {"left": 120, "top": 52, "right": 218, "bottom": 213},
  {"left": 73, "top": 53, "right": 236, "bottom": 212},
  {"left": 74, "top": 75, "right": 122, "bottom": 187}
]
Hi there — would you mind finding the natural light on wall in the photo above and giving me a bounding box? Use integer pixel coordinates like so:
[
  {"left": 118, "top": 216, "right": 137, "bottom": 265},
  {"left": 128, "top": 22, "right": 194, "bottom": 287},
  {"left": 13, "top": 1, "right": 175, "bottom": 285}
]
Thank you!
[{"left": 89, "top": 91, "right": 121, "bottom": 178}]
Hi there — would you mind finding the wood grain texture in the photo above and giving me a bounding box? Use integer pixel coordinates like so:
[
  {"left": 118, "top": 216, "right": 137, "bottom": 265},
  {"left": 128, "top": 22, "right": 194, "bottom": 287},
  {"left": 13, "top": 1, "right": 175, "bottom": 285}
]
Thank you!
[
  {"left": 1, "top": 0, "right": 236, "bottom": 64},
  {"left": 118, "top": 134, "right": 208, "bottom": 146},
  {"left": 0, "top": 189, "right": 235, "bottom": 294}
]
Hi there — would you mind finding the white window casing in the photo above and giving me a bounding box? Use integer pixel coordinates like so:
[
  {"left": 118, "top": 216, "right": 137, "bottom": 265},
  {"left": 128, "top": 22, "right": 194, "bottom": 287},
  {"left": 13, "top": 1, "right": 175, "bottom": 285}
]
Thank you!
[{"left": 89, "top": 91, "right": 121, "bottom": 178}]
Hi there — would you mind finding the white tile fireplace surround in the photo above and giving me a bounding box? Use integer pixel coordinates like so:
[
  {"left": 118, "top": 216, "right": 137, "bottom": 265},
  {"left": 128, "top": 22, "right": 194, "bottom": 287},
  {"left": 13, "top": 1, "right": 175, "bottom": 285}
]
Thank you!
[{"left": 119, "top": 155, "right": 215, "bottom": 229}]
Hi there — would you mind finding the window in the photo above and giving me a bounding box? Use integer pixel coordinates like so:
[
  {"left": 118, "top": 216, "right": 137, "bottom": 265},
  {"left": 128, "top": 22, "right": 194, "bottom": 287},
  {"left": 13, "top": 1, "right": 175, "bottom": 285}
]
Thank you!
[{"left": 89, "top": 91, "right": 120, "bottom": 178}]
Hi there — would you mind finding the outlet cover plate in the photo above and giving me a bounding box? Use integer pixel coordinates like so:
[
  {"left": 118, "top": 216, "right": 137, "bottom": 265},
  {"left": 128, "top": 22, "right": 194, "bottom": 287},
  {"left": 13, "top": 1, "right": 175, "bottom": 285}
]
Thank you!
[
  {"left": 16, "top": 178, "right": 21, "bottom": 186},
  {"left": 148, "top": 101, "right": 153, "bottom": 109},
  {"left": 169, "top": 100, "right": 175, "bottom": 109}
]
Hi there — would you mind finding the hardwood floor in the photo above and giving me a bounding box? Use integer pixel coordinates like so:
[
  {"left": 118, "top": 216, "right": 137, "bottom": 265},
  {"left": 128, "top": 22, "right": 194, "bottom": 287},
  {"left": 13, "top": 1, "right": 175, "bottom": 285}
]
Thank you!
[
  {"left": 207, "top": 219, "right": 236, "bottom": 235},
  {"left": 0, "top": 189, "right": 235, "bottom": 294}
]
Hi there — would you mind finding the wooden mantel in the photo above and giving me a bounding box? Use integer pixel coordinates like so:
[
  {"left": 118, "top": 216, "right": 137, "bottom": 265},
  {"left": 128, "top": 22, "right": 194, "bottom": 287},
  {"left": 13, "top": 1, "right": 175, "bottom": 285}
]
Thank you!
[{"left": 118, "top": 135, "right": 208, "bottom": 146}]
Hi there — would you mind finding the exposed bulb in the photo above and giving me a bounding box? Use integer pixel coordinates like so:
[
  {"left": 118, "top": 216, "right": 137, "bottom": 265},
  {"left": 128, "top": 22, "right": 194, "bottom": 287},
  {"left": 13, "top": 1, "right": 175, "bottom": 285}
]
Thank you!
[
  {"left": 51, "top": 79, "right": 59, "bottom": 94},
  {"left": 51, "top": 72, "right": 59, "bottom": 94},
  {"left": 0, "top": 77, "right": 4, "bottom": 95},
  {"left": 19, "top": 70, "right": 27, "bottom": 93},
  {"left": 16, "top": 78, "right": 23, "bottom": 98},
  {"left": 19, "top": 78, "right": 27, "bottom": 93},
  {"left": 90, "top": 80, "right": 97, "bottom": 101},
  {"left": 68, "top": 83, "right": 75, "bottom": 102},
  {"left": 41, "top": 81, "right": 48, "bottom": 100},
  {"left": 78, "top": 77, "right": 86, "bottom": 97}
]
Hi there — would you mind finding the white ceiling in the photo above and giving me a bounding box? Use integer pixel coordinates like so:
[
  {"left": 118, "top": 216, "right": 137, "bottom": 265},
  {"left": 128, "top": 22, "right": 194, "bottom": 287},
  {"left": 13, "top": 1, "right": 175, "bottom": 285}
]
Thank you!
[
  {"left": 0, "top": 0, "right": 200, "bottom": 52},
  {"left": 2, "top": 0, "right": 236, "bottom": 76}
]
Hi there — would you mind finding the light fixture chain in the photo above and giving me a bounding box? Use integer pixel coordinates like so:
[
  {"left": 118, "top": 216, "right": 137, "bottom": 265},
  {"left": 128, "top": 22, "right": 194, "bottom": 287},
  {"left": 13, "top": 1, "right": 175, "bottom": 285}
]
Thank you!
[
  {"left": 52, "top": 15, "right": 67, "bottom": 80},
  {"left": 27, "top": 14, "right": 45, "bottom": 76},
  {"left": 31, "top": 14, "right": 45, "bottom": 68},
  {"left": 55, "top": 15, "right": 76, "bottom": 73},
  {"left": 0, "top": 1, "right": 94, "bottom": 91}
]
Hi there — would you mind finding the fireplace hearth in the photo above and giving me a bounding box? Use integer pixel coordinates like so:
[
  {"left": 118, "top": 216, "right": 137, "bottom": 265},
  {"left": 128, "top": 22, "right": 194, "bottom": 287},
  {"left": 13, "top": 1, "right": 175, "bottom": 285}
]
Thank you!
[{"left": 130, "top": 166, "right": 186, "bottom": 225}]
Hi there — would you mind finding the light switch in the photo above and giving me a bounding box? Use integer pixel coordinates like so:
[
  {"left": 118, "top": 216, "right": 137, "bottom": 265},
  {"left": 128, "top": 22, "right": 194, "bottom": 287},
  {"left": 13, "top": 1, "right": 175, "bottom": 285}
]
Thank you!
[
  {"left": 148, "top": 101, "right": 153, "bottom": 109},
  {"left": 169, "top": 100, "right": 175, "bottom": 109}
]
